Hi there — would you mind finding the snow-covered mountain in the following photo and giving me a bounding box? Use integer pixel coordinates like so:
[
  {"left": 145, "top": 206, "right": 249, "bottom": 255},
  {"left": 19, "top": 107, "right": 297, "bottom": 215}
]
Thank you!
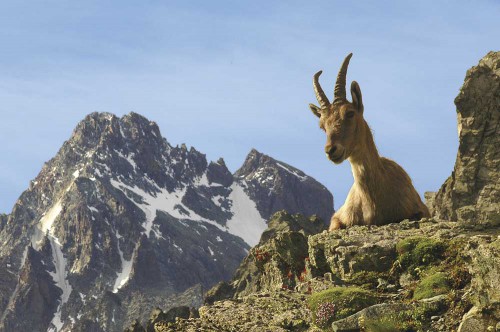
[{"left": 0, "top": 112, "right": 333, "bottom": 332}]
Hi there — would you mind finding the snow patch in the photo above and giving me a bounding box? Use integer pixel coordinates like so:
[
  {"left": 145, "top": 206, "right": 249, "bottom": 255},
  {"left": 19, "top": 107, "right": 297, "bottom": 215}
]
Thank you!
[
  {"left": 39, "top": 199, "right": 64, "bottom": 236},
  {"left": 109, "top": 178, "right": 227, "bottom": 236},
  {"left": 152, "top": 224, "right": 165, "bottom": 240},
  {"left": 251, "top": 168, "right": 275, "bottom": 185},
  {"left": 88, "top": 206, "right": 99, "bottom": 213},
  {"left": 79, "top": 292, "right": 86, "bottom": 305},
  {"left": 30, "top": 181, "right": 76, "bottom": 332},
  {"left": 276, "top": 162, "right": 308, "bottom": 181},
  {"left": 115, "top": 149, "right": 138, "bottom": 170},
  {"left": 119, "top": 123, "right": 126, "bottom": 138},
  {"left": 226, "top": 182, "right": 267, "bottom": 246},
  {"left": 173, "top": 242, "right": 183, "bottom": 253},
  {"left": 47, "top": 236, "right": 73, "bottom": 332},
  {"left": 195, "top": 172, "right": 210, "bottom": 186},
  {"left": 112, "top": 232, "right": 134, "bottom": 293}
]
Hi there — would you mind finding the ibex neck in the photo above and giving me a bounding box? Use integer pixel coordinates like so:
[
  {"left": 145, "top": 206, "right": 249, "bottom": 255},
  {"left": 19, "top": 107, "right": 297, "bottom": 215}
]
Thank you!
[{"left": 348, "top": 121, "right": 382, "bottom": 186}]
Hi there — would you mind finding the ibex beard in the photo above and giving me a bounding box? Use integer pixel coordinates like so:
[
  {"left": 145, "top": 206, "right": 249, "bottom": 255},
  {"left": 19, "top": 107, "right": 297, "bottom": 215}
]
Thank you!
[{"left": 309, "top": 53, "right": 430, "bottom": 231}]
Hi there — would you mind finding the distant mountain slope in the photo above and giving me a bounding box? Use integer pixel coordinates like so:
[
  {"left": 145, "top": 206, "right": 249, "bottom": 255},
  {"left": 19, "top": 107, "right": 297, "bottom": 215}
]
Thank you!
[{"left": 0, "top": 112, "right": 333, "bottom": 332}]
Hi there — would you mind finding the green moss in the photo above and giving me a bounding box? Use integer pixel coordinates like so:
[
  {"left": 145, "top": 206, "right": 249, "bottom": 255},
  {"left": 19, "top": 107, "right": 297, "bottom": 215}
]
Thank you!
[
  {"left": 274, "top": 232, "right": 309, "bottom": 270},
  {"left": 363, "top": 304, "right": 439, "bottom": 332},
  {"left": 364, "top": 312, "right": 422, "bottom": 332},
  {"left": 413, "top": 272, "right": 450, "bottom": 300},
  {"left": 344, "top": 271, "right": 387, "bottom": 289},
  {"left": 396, "top": 237, "right": 445, "bottom": 274},
  {"left": 364, "top": 315, "right": 406, "bottom": 332},
  {"left": 445, "top": 238, "right": 471, "bottom": 289},
  {"left": 308, "top": 286, "right": 378, "bottom": 327}
]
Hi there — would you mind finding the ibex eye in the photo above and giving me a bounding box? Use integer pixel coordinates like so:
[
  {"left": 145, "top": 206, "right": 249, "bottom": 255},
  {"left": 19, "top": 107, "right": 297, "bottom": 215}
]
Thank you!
[{"left": 346, "top": 111, "right": 355, "bottom": 118}]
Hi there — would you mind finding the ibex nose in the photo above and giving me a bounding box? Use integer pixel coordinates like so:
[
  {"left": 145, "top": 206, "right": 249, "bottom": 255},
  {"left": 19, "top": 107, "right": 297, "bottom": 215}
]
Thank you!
[{"left": 325, "top": 144, "right": 337, "bottom": 156}]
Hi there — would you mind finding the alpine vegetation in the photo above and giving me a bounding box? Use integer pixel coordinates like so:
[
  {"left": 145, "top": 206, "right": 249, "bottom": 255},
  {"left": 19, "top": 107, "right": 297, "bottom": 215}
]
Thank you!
[{"left": 309, "top": 53, "right": 430, "bottom": 231}]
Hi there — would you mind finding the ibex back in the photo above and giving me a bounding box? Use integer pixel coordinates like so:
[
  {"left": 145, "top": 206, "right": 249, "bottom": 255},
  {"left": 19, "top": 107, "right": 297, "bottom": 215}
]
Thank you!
[{"left": 309, "top": 53, "right": 430, "bottom": 231}]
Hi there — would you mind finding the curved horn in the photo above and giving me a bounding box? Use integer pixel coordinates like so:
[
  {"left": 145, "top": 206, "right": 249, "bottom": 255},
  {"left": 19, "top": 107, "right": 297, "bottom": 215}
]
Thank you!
[
  {"left": 333, "top": 53, "right": 353, "bottom": 104},
  {"left": 313, "top": 70, "right": 330, "bottom": 110}
]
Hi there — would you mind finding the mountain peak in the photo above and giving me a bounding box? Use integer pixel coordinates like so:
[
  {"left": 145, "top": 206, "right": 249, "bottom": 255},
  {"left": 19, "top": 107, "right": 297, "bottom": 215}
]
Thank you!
[
  {"left": 235, "top": 148, "right": 308, "bottom": 183},
  {"left": 69, "top": 112, "right": 163, "bottom": 150},
  {"left": 0, "top": 112, "right": 334, "bottom": 332},
  {"left": 234, "top": 149, "right": 333, "bottom": 223}
]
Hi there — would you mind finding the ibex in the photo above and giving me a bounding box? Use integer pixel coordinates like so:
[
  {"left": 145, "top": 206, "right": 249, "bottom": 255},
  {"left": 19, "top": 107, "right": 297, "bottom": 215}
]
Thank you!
[{"left": 309, "top": 53, "right": 430, "bottom": 231}]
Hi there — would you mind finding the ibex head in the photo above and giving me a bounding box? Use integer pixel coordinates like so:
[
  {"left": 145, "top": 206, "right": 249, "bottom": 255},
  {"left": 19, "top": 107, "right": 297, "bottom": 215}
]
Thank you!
[{"left": 309, "top": 53, "right": 364, "bottom": 164}]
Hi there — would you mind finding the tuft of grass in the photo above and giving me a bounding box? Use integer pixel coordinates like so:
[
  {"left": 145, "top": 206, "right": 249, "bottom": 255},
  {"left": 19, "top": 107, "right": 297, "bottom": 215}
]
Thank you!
[
  {"left": 363, "top": 304, "right": 438, "bottom": 332},
  {"left": 308, "top": 286, "right": 377, "bottom": 327},
  {"left": 364, "top": 315, "right": 403, "bottom": 332},
  {"left": 396, "top": 237, "right": 445, "bottom": 275},
  {"left": 413, "top": 272, "right": 450, "bottom": 300}
]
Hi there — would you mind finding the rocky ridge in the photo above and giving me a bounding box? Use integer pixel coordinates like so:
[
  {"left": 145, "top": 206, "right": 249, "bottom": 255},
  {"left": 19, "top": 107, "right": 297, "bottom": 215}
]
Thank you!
[
  {"left": 0, "top": 112, "right": 333, "bottom": 332},
  {"left": 430, "top": 51, "right": 500, "bottom": 225},
  {"left": 139, "top": 52, "right": 500, "bottom": 332}
]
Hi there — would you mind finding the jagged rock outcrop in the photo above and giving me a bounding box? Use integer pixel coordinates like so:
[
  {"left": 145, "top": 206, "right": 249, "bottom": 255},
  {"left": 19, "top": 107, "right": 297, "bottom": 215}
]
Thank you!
[
  {"left": 142, "top": 51, "right": 500, "bottom": 332},
  {"left": 235, "top": 149, "right": 333, "bottom": 223},
  {"left": 0, "top": 214, "right": 7, "bottom": 232},
  {"left": 430, "top": 51, "right": 500, "bottom": 225},
  {"left": 0, "top": 112, "right": 333, "bottom": 332},
  {"left": 204, "top": 211, "right": 326, "bottom": 304},
  {"left": 1, "top": 246, "right": 61, "bottom": 332}
]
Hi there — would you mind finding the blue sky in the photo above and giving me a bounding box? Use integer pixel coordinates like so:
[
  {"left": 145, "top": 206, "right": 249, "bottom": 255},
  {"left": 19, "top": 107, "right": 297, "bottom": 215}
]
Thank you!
[{"left": 0, "top": 1, "right": 499, "bottom": 214}]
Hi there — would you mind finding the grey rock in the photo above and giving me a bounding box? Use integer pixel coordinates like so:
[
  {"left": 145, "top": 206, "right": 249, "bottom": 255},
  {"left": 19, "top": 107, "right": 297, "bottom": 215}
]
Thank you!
[
  {"left": 258, "top": 210, "right": 327, "bottom": 244},
  {"left": 0, "top": 247, "right": 61, "bottom": 332},
  {"left": 204, "top": 281, "right": 234, "bottom": 305},
  {"left": 457, "top": 307, "right": 490, "bottom": 332},
  {"left": 205, "top": 211, "right": 322, "bottom": 302},
  {"left": 145, "top": 306, "right": 191, "bottom": 331},
  {"left": 124, "top": 319, "right": 146, "bottom": 332},
  {"left": 465, "top": 237, "right": 500, "bottom": 308},
  {"left": 206, "top": 158, "right": 233, "bottom": 187},
  {"left": 433, "top": 51, "right": 500, "bottom": 225},
  {"left": 235, "top": 148, "right": 334, "bottom": 222}
]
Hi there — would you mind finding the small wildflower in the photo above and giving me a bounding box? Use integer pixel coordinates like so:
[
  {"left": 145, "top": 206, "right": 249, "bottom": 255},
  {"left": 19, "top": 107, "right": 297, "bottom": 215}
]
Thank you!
[{"left": 315, "top": 302, "right": 336, "bottom": 327}]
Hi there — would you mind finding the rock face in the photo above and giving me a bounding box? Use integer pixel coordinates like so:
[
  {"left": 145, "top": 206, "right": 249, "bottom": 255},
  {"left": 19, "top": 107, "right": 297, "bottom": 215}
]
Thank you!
[
  {"left": 139, "top": 52, "right": 500, "bottom": 332},
  {"left": 0, "top": 112, "right": 333, "bottom": 332},
  {"left": 431, "top": 51, "right": 500, "bottom": 225},
  {"left": 235, "top": 150, "right": 333, "bottom": 223},
  {"left": 1, "top": 245, "right": 61, "bottom": 332},
  {"left": 205, "top": 211, "right": 327, "bottom": 304}
]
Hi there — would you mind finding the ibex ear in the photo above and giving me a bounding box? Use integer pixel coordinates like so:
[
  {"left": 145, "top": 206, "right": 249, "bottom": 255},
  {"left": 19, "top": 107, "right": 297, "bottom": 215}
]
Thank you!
[
  {"left": 350, "top": 81, "right": 363, "bottom": 113},
  {"left": 309, "top": 103, "right": 322, "bottom": 118}
]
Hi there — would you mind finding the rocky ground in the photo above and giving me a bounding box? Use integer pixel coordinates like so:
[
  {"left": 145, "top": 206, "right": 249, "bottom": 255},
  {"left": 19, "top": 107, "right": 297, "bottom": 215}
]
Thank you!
[
  {"left": 130, "top": 215, "right": 499, "bottom": 332},
  {"left": 127, "top": 51, "right": 499, "bottom": 331}
]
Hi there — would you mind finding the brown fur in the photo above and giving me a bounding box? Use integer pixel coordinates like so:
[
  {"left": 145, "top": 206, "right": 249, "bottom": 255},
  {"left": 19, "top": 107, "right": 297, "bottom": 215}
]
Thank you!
[{"left": 309, "top": 55, "right": 429, "bottom": 231}]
